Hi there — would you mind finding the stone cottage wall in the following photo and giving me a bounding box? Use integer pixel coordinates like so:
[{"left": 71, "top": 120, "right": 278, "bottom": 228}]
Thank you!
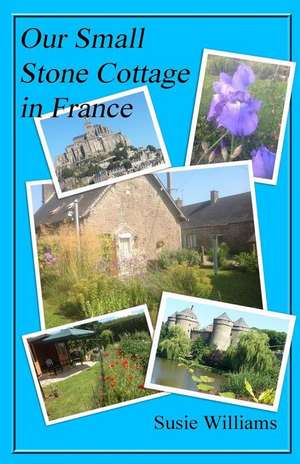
[
  {"left": 83, "top": 176, "right": 182, "bottom": 272},
  {"left": 182, "top": 221, "right": 255, "bottom": 253}
]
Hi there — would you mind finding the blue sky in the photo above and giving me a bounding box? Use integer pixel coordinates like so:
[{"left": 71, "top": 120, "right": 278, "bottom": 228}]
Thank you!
[
  {"left": 158, "top": 165, "right": 250, "bottom": 205},
  {"left": 40, "top": 91, "right": 160, "bottom": 161},
  {"left": 163, "top": 296, "right": 290, "bottom": 333},
  {"left": 31, "top": 164, "right": 250, "bottom": 212}
]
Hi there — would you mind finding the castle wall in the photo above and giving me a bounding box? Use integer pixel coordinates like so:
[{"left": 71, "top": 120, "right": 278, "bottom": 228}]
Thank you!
[
  {"left": 210, "top": 320, "right": 233, "bottom": 351},
  {"left": 190, "top": 330, "right": 211, "bottom": 342}
]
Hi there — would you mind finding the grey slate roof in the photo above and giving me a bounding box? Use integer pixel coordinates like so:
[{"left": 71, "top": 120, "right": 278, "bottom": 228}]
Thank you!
[
  {"left": 34, "top": 187, "right": 108, "bottom": 227},
  {"left": 215, "top": 312, "right": 232, "bottom": 322},
  {"left": 178, "top": 307, "right": 198, "bottom": 321},
  {"left": 34, "top": 175, "right": 186, "bottom": 228},
  {"left": 181, "top": 192, "right": 252, "bottom": 229},
  {"left": 233, "top": 317, "right": 249, "bottom": 328}
]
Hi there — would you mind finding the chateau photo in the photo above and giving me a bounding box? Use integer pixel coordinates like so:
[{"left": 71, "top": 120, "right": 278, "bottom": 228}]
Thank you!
[
  {"left": 35, "top": 87, "right": 170, "bottom": 197},
  {"left": 145, "top": 293, "right": 295, "bottom": 411}
]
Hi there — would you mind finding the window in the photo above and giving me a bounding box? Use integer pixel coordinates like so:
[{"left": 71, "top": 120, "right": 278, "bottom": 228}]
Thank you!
[
  {"left": 118, "top": 233, "right": 133, "bottom": 259},
  {"left": 186, "top": 233, "right": 197, "bottom": 249}
]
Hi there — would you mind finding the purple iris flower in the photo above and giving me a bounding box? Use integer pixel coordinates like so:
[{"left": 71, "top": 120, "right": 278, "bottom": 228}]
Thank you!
[
  {"left": 208, "top": 64, "right": 261, "bottom": 137},
  {"left": 251, "top": 146, "right": 275, "bottom": 179}
]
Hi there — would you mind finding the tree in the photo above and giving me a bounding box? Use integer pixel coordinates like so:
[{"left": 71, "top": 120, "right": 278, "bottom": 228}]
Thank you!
[
  {"left": 260, "top": 330, "right": 287, "bottom": 350},
  {"left": 227, "top": 331, "right": 276, "bottom": 373},
  {"left": 61, "top": 167, "right": 74, "bottom": 178},
  {"left": 191, "top": 337, "right": 210, "bottom": 362},
  {"left": 99, "top": 329, "right": 113, "bottom": 348},
  {"left": 123, "top": 160, "right": 132, "bottom": 170},
  {"left": 158, "top": 326, "right": 191, "bottom": 361},
  {"left": 146, "top": 144, "right": 157, "bottom": 152}
]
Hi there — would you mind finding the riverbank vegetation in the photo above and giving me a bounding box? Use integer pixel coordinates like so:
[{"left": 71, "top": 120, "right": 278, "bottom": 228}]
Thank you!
[{"left": 156, "top": 325, "right": 286, "bottom": 405}]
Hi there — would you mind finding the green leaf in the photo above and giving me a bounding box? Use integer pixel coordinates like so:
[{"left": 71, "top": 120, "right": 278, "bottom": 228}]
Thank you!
[
  {"left": 219, "top": 391, "right": 236, "bottom": 399},
  {"left": 199, "top": 375, "right": 215, "bottom": 383},
  {"left": 188, "top": 368, "right": 194, "bottom": 373},
  {"left": 196, "top": 383, "right": 214, "bottom": 392},
  {"left": 244, "top": 379, "right": 258, "bottom": 402},
  {"left": 191, "top": 375, "right": 201, "bottom": 382},
  {"left": 258, "top": 388, "right": 275, "bottom": 405}
]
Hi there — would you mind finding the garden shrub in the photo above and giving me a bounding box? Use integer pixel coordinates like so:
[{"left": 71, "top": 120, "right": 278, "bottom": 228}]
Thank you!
[
  {"left": 202, "top": 348, "right": 227, "bottom": 369},
  {"left": 156, "top": 249, "right": 202, "bottom": 270},
  {"left": 207, "top": 242, "right": 230, "bottom": 268},
  {"left": 67, "top": 275, "right": 156, "bottom": 319},
  {"left": 220, "top": 368, "right": 279, "bottom": 398},
  {"left": 119, "top": 331, "right": 152, "bottom": 370},
  {"left": 234, "top": 252, "right": 259, "bottom": 273},
  {"left": 147, "top": 264, "right": 213, "bottom": 300}
]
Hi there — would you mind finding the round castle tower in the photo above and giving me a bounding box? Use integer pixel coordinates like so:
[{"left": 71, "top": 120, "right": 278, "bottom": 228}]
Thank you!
[
  {"left": 167, "top": 312, "right": 177, "bottom": 328},
  {"left": 175, "top": 306, "right": 199, "bottom": 337},
  {"left": 231, "top": 317, "right": 249, "bottom": 346},
  {"left": 210, "top": 312, "right": 233, "bottom": 351}
]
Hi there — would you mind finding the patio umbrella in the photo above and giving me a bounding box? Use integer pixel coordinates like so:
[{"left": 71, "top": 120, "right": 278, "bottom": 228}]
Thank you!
[{"left": 41, "top": 328, "right": 95, "bottom": 343}]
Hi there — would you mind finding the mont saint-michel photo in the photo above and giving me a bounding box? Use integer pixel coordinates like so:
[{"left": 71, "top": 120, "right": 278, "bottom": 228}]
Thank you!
[{"left": 35, "top": 87, "right": 170, "bottom": 198}]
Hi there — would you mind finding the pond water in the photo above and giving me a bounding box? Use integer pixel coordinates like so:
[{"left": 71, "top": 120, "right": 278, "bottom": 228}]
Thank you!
[{"left": 151, "top": 357, "right": 226, "bottom": 394}]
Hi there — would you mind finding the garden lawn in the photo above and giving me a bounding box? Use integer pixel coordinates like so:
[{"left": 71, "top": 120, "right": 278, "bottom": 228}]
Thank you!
[
  {"left": 43, "top": 363, "right": 100, "bottom": 421},
  {"left": 43, "top": 268, "right": 263, "bottom": 328}
]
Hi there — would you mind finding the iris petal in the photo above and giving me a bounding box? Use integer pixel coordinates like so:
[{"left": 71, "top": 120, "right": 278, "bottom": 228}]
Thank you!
[{"left": 251, "top": 146, "right": 275, "bottom": 179}]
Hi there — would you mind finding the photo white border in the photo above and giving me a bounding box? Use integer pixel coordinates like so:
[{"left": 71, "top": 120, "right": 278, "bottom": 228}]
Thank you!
[
  {"left": 27, "top": 161, "right": 267, "bottom": 330},
  {"left": 185, "top": 49, "right": 296, "bottom": 185},
  {"left": 34, "top": 85, "right": 171, "bottom": 199},
  {"left": 23, "top": 304, "right": 167, "bottom": 426},
  {"left": 145, "top": 292, "right": 295, "bottom": 412}
]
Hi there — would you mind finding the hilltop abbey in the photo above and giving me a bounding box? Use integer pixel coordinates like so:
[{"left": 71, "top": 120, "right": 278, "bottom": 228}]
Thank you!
[
  {"left": 167, "top": 307, "right": 250, "bottom": 351},
  {"left": 55, "top": 119, "right": 129, "bottom": 170}
]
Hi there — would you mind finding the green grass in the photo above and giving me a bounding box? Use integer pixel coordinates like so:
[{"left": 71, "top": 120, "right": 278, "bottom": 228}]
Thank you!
[
  {"left": 43, "top": 268, "right": 263, "bottom": 328},
  {"left": 43, "top": 363, "right": 100, "bottom": 421}
]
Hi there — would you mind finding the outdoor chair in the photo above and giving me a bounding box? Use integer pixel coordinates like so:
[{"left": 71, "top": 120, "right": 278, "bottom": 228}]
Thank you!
[{"left": 44, "top": 358, "right": 63, "bottom": 376}]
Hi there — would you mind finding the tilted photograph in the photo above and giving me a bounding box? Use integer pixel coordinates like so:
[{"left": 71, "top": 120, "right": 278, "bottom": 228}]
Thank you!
[
  {"left": 35, "top": 86, "right": 170, "bottom": 198},
  {"left": 185, "top": 50, "right": 295, "bottom": 184},
  {"left": 145, "top": 292, "right": 295, "bottom": 411},
  {"left": 23, "top": 305, "right": 160, "bottom": 425},
  {"left": 27, "top": 162, "right": 266, "bottom": 329}
]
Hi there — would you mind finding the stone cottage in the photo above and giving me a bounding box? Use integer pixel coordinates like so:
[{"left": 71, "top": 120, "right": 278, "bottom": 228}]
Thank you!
[
  {"left": 34, "top": 175, "right": 186, "bottom": 275},
  {"left": 167, "top": 307, "right": 250, "bottom": 351},
  {"left": 180, "top": 190, "right": 255, "bottom": 253}
]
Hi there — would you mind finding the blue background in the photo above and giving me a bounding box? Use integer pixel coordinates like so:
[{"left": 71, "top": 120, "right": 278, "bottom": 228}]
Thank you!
[{"left": 2, "top": 0, "right": 300, "bottom": 463}]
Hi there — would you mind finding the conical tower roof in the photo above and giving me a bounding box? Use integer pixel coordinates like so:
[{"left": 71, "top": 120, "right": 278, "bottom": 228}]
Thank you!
[
  {"left": 215, "top": 312, "right": 232, "bottom": 322},
  {"left": 233, "top": 317, "right": 248, "bottom": 328},
  {"left": 178, "top": 307, "right": 198, "bottom": 321}
]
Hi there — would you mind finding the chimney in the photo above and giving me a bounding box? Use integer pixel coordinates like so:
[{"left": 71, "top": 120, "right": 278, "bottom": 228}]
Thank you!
[
  {"left": 210, "top": 190, "right": 219, "bottom": 204},
  {"left": 42, "top": 184, "right": 55, "bottom": 204},
  {"left": 166, "top": 172, "right": 172, "bottom": 195},
  {"left": 175, "top": 198, "right": 183, "bottom": 208}
]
